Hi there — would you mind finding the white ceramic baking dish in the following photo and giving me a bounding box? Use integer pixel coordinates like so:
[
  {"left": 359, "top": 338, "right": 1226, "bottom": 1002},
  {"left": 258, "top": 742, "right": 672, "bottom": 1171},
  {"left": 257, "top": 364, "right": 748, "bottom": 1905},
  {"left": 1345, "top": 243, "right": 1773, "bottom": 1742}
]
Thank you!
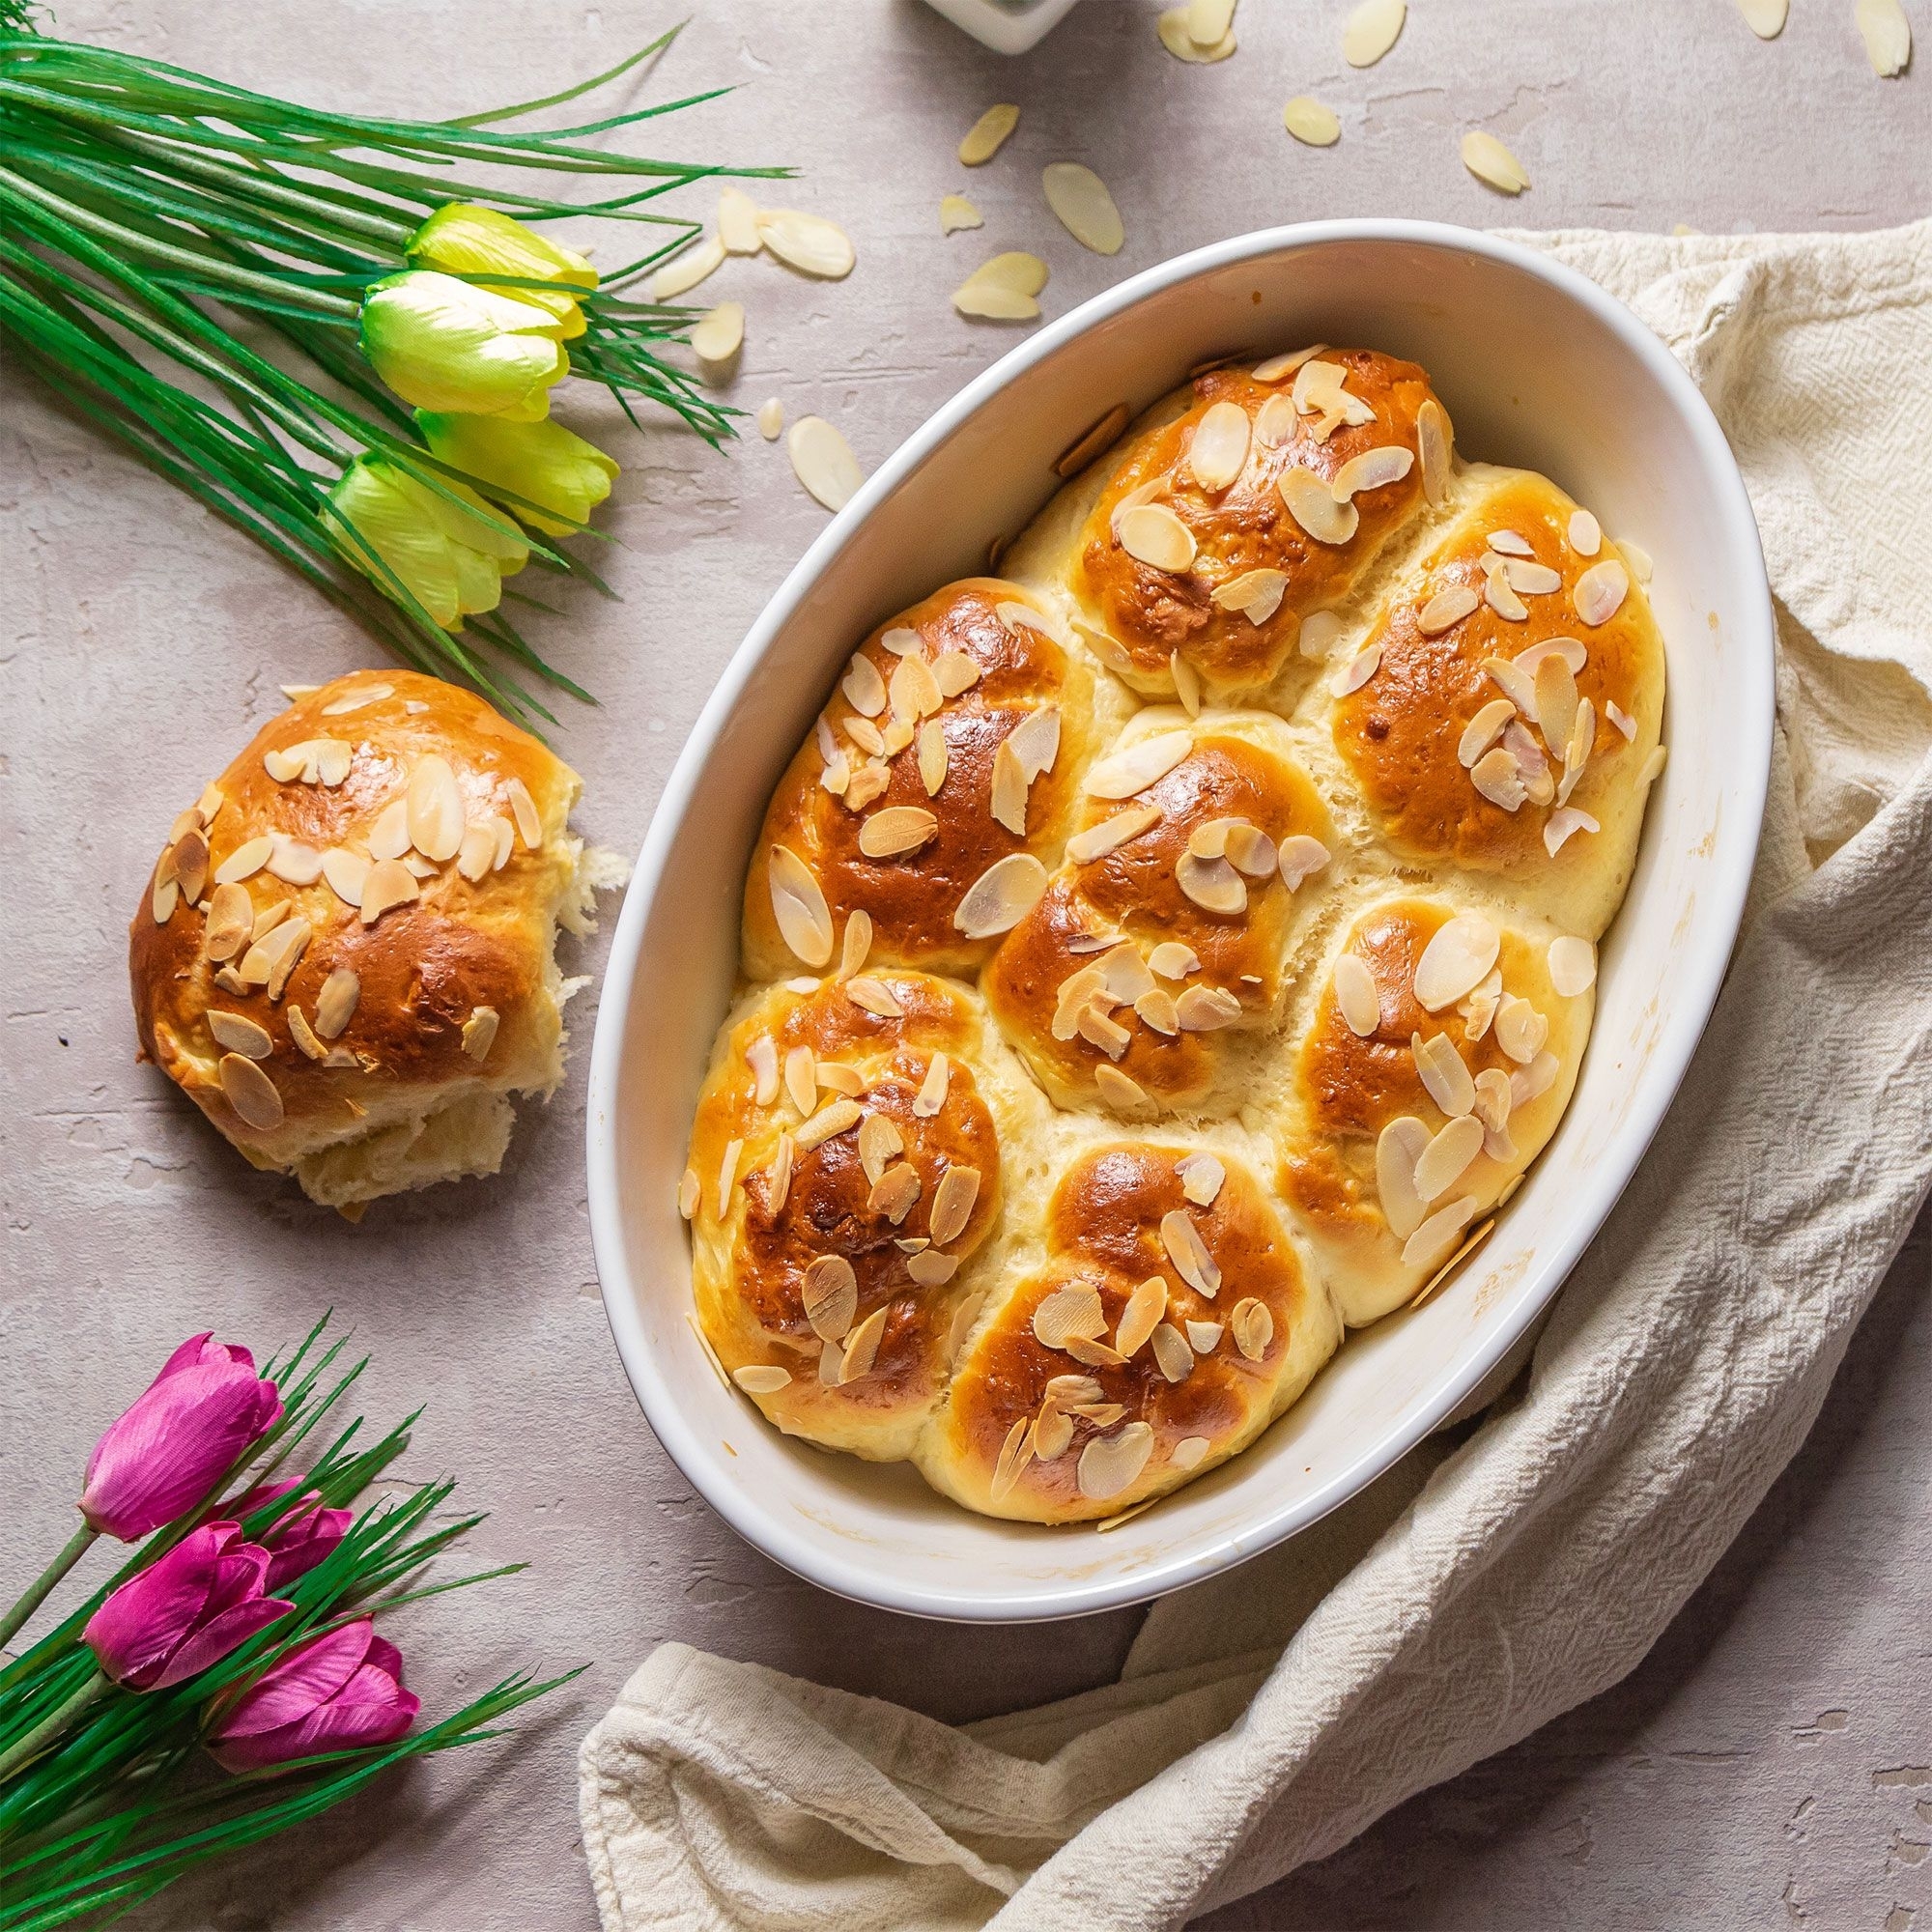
[{"left": 586, "top": 221, "right": 1773, "bottom": 1623}]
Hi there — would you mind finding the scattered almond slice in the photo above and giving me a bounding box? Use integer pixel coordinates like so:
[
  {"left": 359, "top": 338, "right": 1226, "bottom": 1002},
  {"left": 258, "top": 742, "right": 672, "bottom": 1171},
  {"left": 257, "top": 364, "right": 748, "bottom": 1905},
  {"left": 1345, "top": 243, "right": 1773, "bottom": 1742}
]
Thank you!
[
  {"left": 218, "top": 1052, "right": 283, "bottom": 1131},
  {"left": 1607, "top": 700, "right": 1638, "bottom": 742},
  {"left": 787, "top": 416, "right": 864, "bottom": 512},
  {"left": 768, "top": 844, "right": 834, "bottom": 965},
  {"left": 1413, "top": 1029, "right": 1476, "bottom": 1116},
  {"left": 1160, "top": 1209, "right": 1221, "bottom": 1296},
  {"left": 1085, "top": 730, "right": 1192, "bottom": 799},
  {"left": 1569, "top": 508, "right": 1603, "bottom": 556},
  {"left": 647, "top": 235, "right": 724, "bottom": 301},
  {"left": 718, "top": 185, "right": 761, "bottom": 255},
  {"left": 1417, "top": 397, "right": 1454, "bottom": 506},
  {"left": 1462, "top": 130, "right": 1531, "bottom": 195},
  {"left": 358, "top": 859, "right": 417, "bottom": 925},
  {"left": 940, "top": 193, "right": 983, "bottom": 235},
  {"left": 462, "top": 1005, "right": 499, "bottom": 1063},
  {"left": 1281, "top": 467, "right": 1358, "bottom": 544},
  {"left": 1548, "top": 935, "right": 1597, "bottom": 997},
  {"left": 1333, "top": 641, "right": 1382, "bottom": 695},
  {"left": 1283, "top": 96, "right": 1341, "bottom": 146},
  {"left": 1735, "top": 0, "right": 1788, "bottom": 35},
  {"left": 756, "top": 398, "right": 784, "bottom": 440},
  {"left": 1544, "top": 806, "right": 1600, "bottom": 856},
  {"left": 1042, "top": 162, "right": 1124, "bottom": 256},
  {"left": 1277, "top": 835, "right": 1330, "bottom": 889},
  {"left": 1077, "top": 1423, "right": 1154, "bottom": 1502},
  {"left": 1459, "top": 698, "right": 1517, "bottom": 767},
  {"left": 1575, "top": 558, "right": 1630, "bottom": 626},
  {"left": 756, "top": 209, "right": 855, "bottom": 279},
  {"left": 1419, "top": 584, "right": 1480, "bottom": 636},
  {"left": 1067, "top": 805, "right": 1161, "bottom": 865},
  {"left": 1158, "top": 6, "right": 1236, "bottom": 61},
  {"left": 859, "top": 807, "right": 937, "bottom": 859},
  {"left": 1299, "top": 611, "right": 1345, "bottom": 659},
  {"left": 958, "top": 103, "right": 1020, "bottom": 166},
  {"left": 1377, "top": 1117, "right": 1431, "bottom": 1238},
  {"left": 691, "top": 301, "right": 745, "bottom": 376},
  {"left": 1858, "top": 0, "right": 1911, "bottom": 74},
  {"left": 954, "top": 854, "right": 1048, "bottom": 938},
  {"left": 1119, "top": 502, "right": 1198, "bottom": 572},
  {"left": 1403, "top": 1195, "right": 1479, "bottom": 1272},
  {"left": 1414, "top": 914, "right": 1501, "bottom": 1012},
  {"left": 1331, "top": 444, "right": 1413, "bottom": 499},
  {"left": 954, "top": 279, "right": 1040, "bottom": 323},
  {"left": 962, "top": 251, "right": 1050, "bottom": 298},
  {"left": 1342, "top": 0, "right": 1406, "bottom": 66},
  {"left": 1334, "top": 954, "right": 1380, "bottom": 1037},
  {"left": 1188, "top": 400, "right": 1251, "bottom": 493}
]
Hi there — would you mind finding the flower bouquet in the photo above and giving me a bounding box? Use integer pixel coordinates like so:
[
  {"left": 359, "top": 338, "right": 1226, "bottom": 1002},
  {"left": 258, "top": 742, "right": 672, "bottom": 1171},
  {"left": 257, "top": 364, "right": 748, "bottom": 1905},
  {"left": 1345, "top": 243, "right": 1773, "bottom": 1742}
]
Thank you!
[
  {"left": 0, "top": 6, "right": 775, "bottom": 720},
  {"left": 0, "top": 1319, "right": 574, "bottom": 1927}
]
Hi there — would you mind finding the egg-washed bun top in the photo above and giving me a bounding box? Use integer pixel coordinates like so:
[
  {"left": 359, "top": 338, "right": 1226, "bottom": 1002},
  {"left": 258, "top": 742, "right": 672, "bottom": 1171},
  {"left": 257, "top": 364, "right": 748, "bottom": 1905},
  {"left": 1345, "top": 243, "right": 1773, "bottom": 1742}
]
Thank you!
[
  {"left": 683, "top": 346, "right": 1666, "bottom": 1523},
  {"left": 129, "top": 669, "right": 620, "bottom": 1213}
]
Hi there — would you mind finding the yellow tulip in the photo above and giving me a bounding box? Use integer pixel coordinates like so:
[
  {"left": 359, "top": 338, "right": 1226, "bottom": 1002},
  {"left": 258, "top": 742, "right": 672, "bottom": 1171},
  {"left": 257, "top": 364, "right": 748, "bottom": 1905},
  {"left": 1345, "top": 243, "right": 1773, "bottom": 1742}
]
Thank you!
[
  {"left": 416, "top": 412, "right": 617, "bottom": 537},
  {"left": 360, "top": 270, "right": 569, "bottom": 422},
  {"left": 327, "top": 457, "right": 528, "bottom": 630},
  {"left": 407, "top": 204, "right": 597, "bottom": 340}
]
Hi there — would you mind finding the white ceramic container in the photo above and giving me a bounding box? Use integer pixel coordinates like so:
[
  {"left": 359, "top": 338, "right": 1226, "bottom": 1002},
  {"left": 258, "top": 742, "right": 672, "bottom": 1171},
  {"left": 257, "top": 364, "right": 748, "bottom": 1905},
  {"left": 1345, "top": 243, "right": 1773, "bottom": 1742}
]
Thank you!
[{"left": 586, "top": 221, "right": 1773, "bottom": 1623}]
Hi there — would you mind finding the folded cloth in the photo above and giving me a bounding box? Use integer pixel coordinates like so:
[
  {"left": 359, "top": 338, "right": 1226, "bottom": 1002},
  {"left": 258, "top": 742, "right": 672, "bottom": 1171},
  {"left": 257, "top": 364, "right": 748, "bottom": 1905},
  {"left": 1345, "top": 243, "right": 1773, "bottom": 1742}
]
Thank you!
[{"left": 579, "top": 219, "right": 1932, "bottom": 1932}]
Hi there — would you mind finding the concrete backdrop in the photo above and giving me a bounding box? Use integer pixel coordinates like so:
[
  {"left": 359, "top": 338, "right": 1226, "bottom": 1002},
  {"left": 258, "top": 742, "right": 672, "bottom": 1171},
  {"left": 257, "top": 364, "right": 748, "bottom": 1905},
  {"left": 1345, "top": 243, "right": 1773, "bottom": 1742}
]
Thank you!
[{"left": 1, "top": 1, "right": 1927, "bottom": 1925}]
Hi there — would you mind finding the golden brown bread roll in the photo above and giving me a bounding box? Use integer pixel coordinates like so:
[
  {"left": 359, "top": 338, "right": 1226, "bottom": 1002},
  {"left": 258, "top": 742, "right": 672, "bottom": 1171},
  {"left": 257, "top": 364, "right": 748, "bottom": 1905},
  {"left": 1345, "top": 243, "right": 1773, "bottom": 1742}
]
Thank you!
[
  {"left": 684, "top": 344, "right": 1665, "bottom": 1523},
  {"left": 130, "top": 668, "right": 611, "bottom": 1210},
  {"left": 916, "top": 1142, "right": 1340, "bottom": 1522},
  {"left": 983, "top": 708, "right": 1333, "bottom": 1119}
]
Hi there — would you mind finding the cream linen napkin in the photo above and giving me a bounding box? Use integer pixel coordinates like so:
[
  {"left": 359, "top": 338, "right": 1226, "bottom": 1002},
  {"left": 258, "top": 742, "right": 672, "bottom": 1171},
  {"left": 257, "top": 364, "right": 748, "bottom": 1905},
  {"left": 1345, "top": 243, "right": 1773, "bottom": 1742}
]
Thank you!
[{"left": 579, "top": 219, "right": 1932, "bottom": 1931}]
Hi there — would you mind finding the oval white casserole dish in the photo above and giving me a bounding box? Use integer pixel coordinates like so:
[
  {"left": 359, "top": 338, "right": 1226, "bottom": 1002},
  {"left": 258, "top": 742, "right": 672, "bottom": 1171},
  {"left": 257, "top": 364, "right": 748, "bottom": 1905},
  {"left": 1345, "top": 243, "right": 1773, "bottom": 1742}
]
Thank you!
[{"left": 586, "top": 220, "right": 1774, "bottom": 1622}]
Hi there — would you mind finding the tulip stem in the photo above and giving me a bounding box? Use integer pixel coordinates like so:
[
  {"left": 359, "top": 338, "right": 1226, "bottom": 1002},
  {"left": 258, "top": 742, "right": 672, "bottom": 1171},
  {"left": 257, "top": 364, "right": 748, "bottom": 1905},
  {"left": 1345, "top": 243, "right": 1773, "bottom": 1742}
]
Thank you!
[
  {"left": 0, "top": 1669, "right": 106, "bottom": 1785},
  {"left": 0, "top": 1522, "right": 98, "bottom": 1655}
]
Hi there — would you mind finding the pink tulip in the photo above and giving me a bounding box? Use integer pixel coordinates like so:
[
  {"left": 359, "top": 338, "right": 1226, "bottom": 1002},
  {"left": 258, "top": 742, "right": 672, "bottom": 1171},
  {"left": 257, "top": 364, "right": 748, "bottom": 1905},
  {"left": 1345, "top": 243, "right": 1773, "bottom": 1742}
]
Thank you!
[
  {"left": 208, "top": 1618, "right": 420, "bottom": 1773},
  {"left": 78, "top": 1334, "right": 282, "bottom": 1541},
  {"left": 82, "top": 1522, "right": 293, "bottom": 1691},
  {"left": 228, "top": 1483, "right": 354, "bottom": 1590}
]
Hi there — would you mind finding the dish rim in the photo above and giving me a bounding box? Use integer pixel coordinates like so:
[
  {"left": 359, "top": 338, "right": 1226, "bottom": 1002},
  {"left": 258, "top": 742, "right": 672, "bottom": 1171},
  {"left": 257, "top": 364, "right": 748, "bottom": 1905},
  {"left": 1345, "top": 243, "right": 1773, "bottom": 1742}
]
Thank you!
[{"left": 584, "top": 217, "right": 1775, "bottom": 1623}]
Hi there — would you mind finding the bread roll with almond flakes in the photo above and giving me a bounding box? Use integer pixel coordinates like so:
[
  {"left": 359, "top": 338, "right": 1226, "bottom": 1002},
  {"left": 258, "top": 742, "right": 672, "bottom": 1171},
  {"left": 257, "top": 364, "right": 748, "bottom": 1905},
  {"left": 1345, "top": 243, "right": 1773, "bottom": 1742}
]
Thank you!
[
  {"left": 129, "top": 668, "right": 618, "bottom": 1212},
  {"left": 682, "top": 344, "right": 1663, "bottom": 1524}
]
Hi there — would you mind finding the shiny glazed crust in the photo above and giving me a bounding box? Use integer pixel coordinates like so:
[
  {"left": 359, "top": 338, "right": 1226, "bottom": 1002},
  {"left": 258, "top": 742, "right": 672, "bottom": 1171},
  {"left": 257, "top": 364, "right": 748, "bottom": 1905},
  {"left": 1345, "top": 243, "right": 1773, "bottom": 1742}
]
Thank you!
[
  {"left": 129, "top": 669, "right": 594, "bottom": 1209},
  {"left": 685, "top": 347, "right": 1667, "bottom": 1522}
]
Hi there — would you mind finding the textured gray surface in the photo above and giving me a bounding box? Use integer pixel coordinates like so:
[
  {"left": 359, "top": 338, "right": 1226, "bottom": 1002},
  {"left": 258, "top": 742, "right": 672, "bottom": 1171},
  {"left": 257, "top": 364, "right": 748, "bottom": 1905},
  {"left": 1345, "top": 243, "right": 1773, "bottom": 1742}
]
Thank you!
[{"left": 1, "top": 1, "right": 1927, "bottom": 1926}]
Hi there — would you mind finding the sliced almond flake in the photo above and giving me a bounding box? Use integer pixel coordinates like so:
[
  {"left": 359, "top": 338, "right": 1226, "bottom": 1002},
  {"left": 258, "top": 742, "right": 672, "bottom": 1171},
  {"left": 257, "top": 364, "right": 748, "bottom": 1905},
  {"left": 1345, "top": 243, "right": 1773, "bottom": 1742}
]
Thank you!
[
  {"left": 505, "top": 777, "right": 542, "bottom": 850},
  {"left": 1511, "top": 1047, "right": 1562, "bottom": 1111},
  {"left": 1283, "top": 96, "right": 1341, "bottom": 145},
  {"left": 836, "top": 911, "right": 873, "bottom": 984},
  {"left": 1177, "top": 983, "right": 1244, "bottom": 1033},
  {"left": 756, "top": 208, "right": 855, "bottom": 278},
  {"left": 195, "top": 781, "right": 226, "bottom": 826},
  {"left": 1230, "top": 1297, "right": 1273, "bottom": 1363},
  {"left": 1281, "top": 467, "right": 1358, "bottom": 544},
  {"left": 1414, "top": 914, "right": 1501, "bottom": 1012},
  {"left": 1034, "top": 1283, "right": 1107, "bottom": 1350},
  {"left": 1066, "top": 810, "right": 1157, "bottom": 878},
  {"left": 1574, "top": 557, "right": 1630, "bottom": 626},
  {"left": 795, "top": 1097, "right": 863, "bottom": 1151},
  {"left": 783, "top": 1046, "right": 817, "bottom": 1118},
  {"left": 1188, "top": 400, "right": 1251, "bottom": 493},
  {"left": 1334, "top": 953, "right": 1380, "bottom": 1036},
  {"left": 1067, "top": 929, "right": 1124, "bottom": 955},
  {"left": 208, "top": 1009, "right": 273, "bottom": 1059},
  {"left": 958, "top": 102, "right": 1020, "bottom": 166},
  {"left": 838, "top": 1305, "right": 888, "bottom": 1383},
  {"left": 756, "top": 397, "right": 784, "bottom": 440},
  {"left": 1563, "top": 508, "right": 1603, "bottom": 556},
  {"left": 710, "top": 1136, "right": 742, "bottom": 1217},
  {"left": 1472, "top": 1064, "right": 1513, "bottom": 1132},
  {"left": 1096, "top": 942, "right": 1156, "bottom": 1007},
  {"left": 989, "top": 1415, "right": 1035, "bottom": 1503},
  {"left": 1185, "top": 1320, "right": 1224, "bottom": 1354},
  {"left": 1008, "top": 706, "right": 1062, "bottom": 783},
  {"left": 1461, "top": 967, "right": 1503, "bottom": 1042},
  {"left": 1412, "top": 1030, "right": 1476, "bottom": 1117},
  {"left": 1410, "top": 1215, "right": 1496, "bottom": 1310},
  {"left": 844, "top": 976, "right": 905, "bottom": 1019},
  {"left": 1461, "top": 129, "right": 1530, "bottom": 195},
  {"left": 1158, "top": 7, "right": 1236, "bottom": 59},
  {"left": 1119, "top": 503, "right": 1198, "bottom": 573},
  {"left": 1556, "top": 698, "right": 1596, "bottom": 807},
  {"left": 1225, "top": 822, "right": 1277, "bottom": 876},
  {"left": 1515, "top": 636, "right": 1589, "bottom": 679},
  {"left": 1377, "top": 1116, "right": 1432, "bottom": 1238},
  {"left": 1252, "top": 344, "right": 1327, "bottom": 383},
  {"left": 1094, "top": 1064, "right": 1152, "bottom": 1113},
  {"left": 1403, "top": 1194, "right": 1479, "bottom": 1272},
  {"left": 1606, "top": 700, "right": 1637, "bottom": 742},
  {"left": 1211, "top": 568, "right": 1289, "bottom": 628},
  {"left": 868, "top": 1161, "right": 922, "bottom": 1224},
  {"left": 817, "top": 1060, "right": 866, "bottom": 1094},
  {"left": 817, "top": 1338, "right": 844, "bottom": 1386},
  {"left": 1858, "top": 0, "right": 1911, "bottom": 74},
  {"left": 205, "top": 883, "right": 253, "bottom": 960},
  {"left": 1415, "top": 398, "right": 1453, "bottom": 506},
  {"left": 838, "top": 655, "right": 886, "bottom": 723},
  {"left": 788, "top": 416, "right": 864, "bottom": 511},
  {"left": 1086, "top": 729, "right": 1192, "bottom": 800},
  {"left": 955, "top": 277, "right": 1039, "bottom": 322},
  {"left": 1176, "top": 851, "right": 1246, "bottom": 915},
  {"left": 402, "top": 852, "right": 440, "bottom": 880},
  {"left": 768, "top": 844, "right": 834, "bottom": 966},
  {"left": 989, "top": 740, "right": 1029, "bottom": 837},
  {"left": 747, "top": 1034, "right": 781, "bottom": 1107},
  {"left": 1149, "top": 941, "right": 1201, "bottom": 980},
  {"left": 218, "top": 1052, "right": 283, "bottom": 1131},
  {"left": 1548, "top": 934, "right": 1597, "bottom": 998},
  {"left": 1484, "top": 656, "right": 1538, "bottom": 717},
  {"left": 1458, "top": 697, "right": 1517, "bottom": 768},
  {"left": 1342, "top": 0, "right": 1406, "bottom": 65},
  {"left": 1494, "top": 994, "right": 1549, "bottom": 1064},
  {"left": 691, "top": 300, "right": 745, "bottom": 372},
  {"left": 462, "top": 1005, "right": 499, "bottom": 1064},
  {"left": 314, "top": 966, "right": 359, "bottom": 1038},
  {"left": 1331, "top": 444, "right": 1414, "bottom": 500},
  {"left": 214, "top": 835, "right": 272, "bottom": 886},
  {"left": 889, "top": 650, "right": 943, "bottom": 724},
  {"left": 1543, "top": 806, "right": 1600, "bottom": 856},
  {"left": 768, "top": 1132, "right": 795, "bottom": 1213},
  {"left": 1253, "top": 392, "right": 1300, "bottom": 448},
  {"left": 358, "top": 858, "right": 418, "bottom": 927},
  {"left": 1413, "top": 1114, "right": 1484, "bottom": 1203},
  {"left": 1333, "top": 641, "right": 1382, "bottom": 695},
  {"left": 366, "top": 796, "right": 411, "bottom": 863},
  {"left": 1030, "top": 1406, "right": 1076, "bottom": 1462},
  {"left": 1115, "top": 1274, "right": 1169, "bottom": 1359},
  {"left": 1533, "top": 653, "right": 1580, "bottom": 756},
  {"left": 455, "top": 826, "right": 496, "bottom": 885},
  {"left": 280, "top": 682, "right": 318, "bottom": 702},
  {"left": 250, "top": 900, "right": 291, "bottom": 944},
  {"left": 1041, "top": 161, "right": 1124, "bottom": 255},
  {"left": 1736, "top": 0, "right": 1789, "bottom": 34},
  {"left": 1150, "top": 1323, "right": 1195, "bottom": 1383},
  {"left": 1484, "top": 565, "right": 1529, "bottom": 622},
  {"left": 1077, "top": 1422, "right": 1154, "bottom": 1501},
  {"left": 150, "top": 873, "right": 180, "bottom": 924},
  {"left": 213, "top": 967, "right": 249, "bottom": 995},
  {"left": 1507, "top": 557, "right": 1564, "bottom": 598},
  {"left": 952, "top": 853, "right": 1048, "bottom": 940},
  {"left": 1176, "top": 1151, "right": 1226, "bottom": 1207},
  {"left": 172, "top": 831, "right": 210, "bottom": 903},
  {"left": 1419, "top": 584, "right": 1480, "bottom": 636},
  {"left": 258, "top": 916, "right": 309, "bottom": 1002},
  {"left": 1160, "top": 1209, "right": 1221, "bottom": 1297},
  {"left": 1277, "top": 835, "right": 1330, "bottom": 889},
  {"left": 647, "top": 235, "right": 724, "bottom": 300},
  {"left": 935, "top": 190, "right": 985, "bottom": 240},
  {"left": 733, "top": 1363, "right": 793, "bottom": 1397},
  {"left": 1077, "top": 1001, "right": 1133, "bottom": 1058},
  {"left": 403, "top": 753, "right": 465, "bottom": 864},
  {"left": 961, "top": 251, "right": 1050, "bottom": 299},
  {"left": 717, "top": 183, "right": 761, "bottom": 254},
  {"left": 907, "top": 1250, "right": 959, "bottom": 1288},
  {"left": 288, "top": 1004, "right": 325, "bottom": 1061},
  {"left": 914, "top": 1053, "right": 951, "bottom": 1119},
  {"left": 1487, "top": 529, "right": 1533, "bottom": 557},
  {"left": 928, "top": 1164, "right": 981, "bottom": 1246},
  {"left": 1506, "top": 721, "right": 1555, "bottom": 804}
]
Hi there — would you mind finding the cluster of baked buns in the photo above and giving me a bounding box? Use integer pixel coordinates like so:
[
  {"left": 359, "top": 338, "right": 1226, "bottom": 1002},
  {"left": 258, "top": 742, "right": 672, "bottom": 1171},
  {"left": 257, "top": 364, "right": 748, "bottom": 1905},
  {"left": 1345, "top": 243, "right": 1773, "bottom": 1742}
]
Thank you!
[
  {"left": 684, "top": 345, "right": 1666, "bottom": 1523},
  {"left": 130, "top": 671, "right": 616, "bottom": 1213}
]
